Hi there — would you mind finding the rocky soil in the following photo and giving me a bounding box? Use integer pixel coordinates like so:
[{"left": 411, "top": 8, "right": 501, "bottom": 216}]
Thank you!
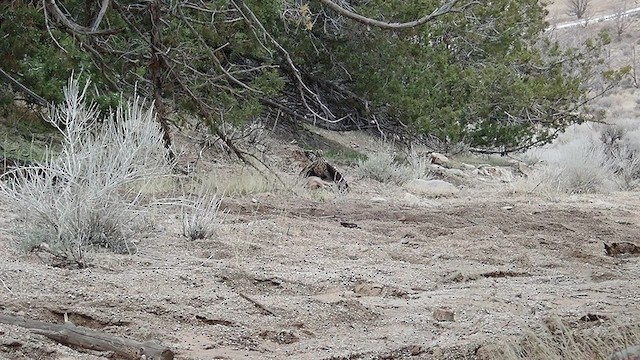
[{"left": 0, "top": 161, "right": 639, "bottom": 359}]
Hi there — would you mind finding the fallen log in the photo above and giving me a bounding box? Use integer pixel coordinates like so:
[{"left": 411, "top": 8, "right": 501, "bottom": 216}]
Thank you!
[{"left": 0, "top": 314, "right": 174, "bottom": 360}]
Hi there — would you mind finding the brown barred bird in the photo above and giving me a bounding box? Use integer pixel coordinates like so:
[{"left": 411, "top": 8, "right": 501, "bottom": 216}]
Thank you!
[{"left": 299, "top": 150, "right": 349, "bottom": 192}]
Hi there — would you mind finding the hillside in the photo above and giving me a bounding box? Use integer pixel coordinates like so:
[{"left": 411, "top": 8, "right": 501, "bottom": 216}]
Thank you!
[{"left": 0, "top": 1, "right": 639, "bottom": 359}]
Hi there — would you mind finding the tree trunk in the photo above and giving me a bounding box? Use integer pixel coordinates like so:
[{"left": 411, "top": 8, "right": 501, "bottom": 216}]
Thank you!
[{"left": 149, "top": 0, "right": 173, "bottom": 154}]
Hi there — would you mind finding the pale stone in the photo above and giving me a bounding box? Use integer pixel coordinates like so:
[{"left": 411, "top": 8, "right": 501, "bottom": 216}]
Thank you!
[
  {"left": 404, "top": 192, "right": 421, "bottom": 205},
  {"left": 433, "top": 308, "right": 455, "bottom": 322},
  {"left": 405, "top": 179, "right": 459, "bottom": 196},
  {"left": 444, "top": 168, "right": 468, "bottom": 178},
  {"left": 430, "top": 152, "right": 449, "bottom": 166}
]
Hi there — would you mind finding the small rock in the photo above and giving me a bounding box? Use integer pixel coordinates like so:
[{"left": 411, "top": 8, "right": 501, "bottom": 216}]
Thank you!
[
  {"left": 476, "top": 344, "right": 502, "bottom": 360},
  {"left": 444, "top": 168, "right": 468, "bottom": 178},
  {"left": 430, "top": 152, "right": 449, "bottom": 166},
  {"left": 478, "top": 165, "right": 499, "bottom": 176},
  {"left": 409, "top": 345, "right": 425, "bottom": 356},
  {"left": 428, "top": 164, "right": 446, "bottom": 172},
  {"left": 433, "top": 308, "right": 455, "bottom": 322},
  {"left": 403, "top": 192, "right": 421, "bottom": 205},
  {"left": 354, "top": 283, "right": 385, "bottom": 296},
  {"left": 478, "top": 165, "right": 514, "bottom": 182},
  {"left": 405, "top": 179, "right": 459, "bottom": 197},
  {"left": 501, "top": 205, "right": 514, "bottom": 210},
  {"left": 443, "top": 271, "right": 465, "bottom": 283},
  {"left": 508, "top": 159, "right": 533, "bottom": 177},
  {"left": 604, "top": 242, "right": 640, "bottom": 256},
  {"left": 370, "top": 197, "right": 387, "bottom": 203}
]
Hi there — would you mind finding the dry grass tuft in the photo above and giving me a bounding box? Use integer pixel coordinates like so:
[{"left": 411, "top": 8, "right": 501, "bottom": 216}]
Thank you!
[
  {"left": 485, "top": 317, "right": 640, "bottom": 360},
  {"left": 182, "top": 191, "right": 225, "bottom": 240},
  {"left": 514, "top": 121, "right": 640, "bottom": 196},
  {"left": 356, "top": 146, "right": 433, "bottom": 185},
  {"left": 196, "top": 168, "right": 279, "bottom": 196}
]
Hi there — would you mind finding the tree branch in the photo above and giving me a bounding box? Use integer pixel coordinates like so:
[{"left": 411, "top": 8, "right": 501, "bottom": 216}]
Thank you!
[
  {"left": 90, "top": 0, "right": 111, "bottom": 31},
  {"left": 231, "top": 0, "right": 335, "bottom": 122},
  {"left": 44, "top": 0, "right": 119, "bottom": 35},
  {"left": 317, "top": 0, "right": 475, "bottom": 29},
  {"left": 0, "top": 68, "right": 50, "bottom": 107}
]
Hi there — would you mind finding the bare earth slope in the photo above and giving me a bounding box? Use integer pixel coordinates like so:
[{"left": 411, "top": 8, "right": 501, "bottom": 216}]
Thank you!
[{"left": 1, "top": 184, "right": 639, "bottom": 359}]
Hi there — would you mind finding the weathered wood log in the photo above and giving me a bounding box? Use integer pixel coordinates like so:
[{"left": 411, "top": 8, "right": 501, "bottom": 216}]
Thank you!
[{"left": 0, "top": 314, "right": 174, "bottom": 360}]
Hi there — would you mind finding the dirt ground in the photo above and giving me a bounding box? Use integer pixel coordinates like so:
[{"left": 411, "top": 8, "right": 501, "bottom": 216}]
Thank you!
[{"left": 1, "top": 161, "right": 639, "bottom": 360}]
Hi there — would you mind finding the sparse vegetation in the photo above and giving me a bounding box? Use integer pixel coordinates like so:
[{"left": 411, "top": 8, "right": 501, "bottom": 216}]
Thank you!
[
  {"left": 356, "top": 151, "right": 415, "bottom": 185},
  {"left": 182, "top": 192, "right": 225, "bottom": 241},
  {"left": 487, "top": 317, "right": 640, "bottom": 360},
  {"left": 613, "top": 2, "right": 635, "bottom": 41},
  {"left": 567, "top": 0, "right": 590, "bottom": 19},
  {"left": 197, "top": 168, "right": 279, "bottom": 196},
  {"left": 355, "top": 147, "right": 435, "bottom": 185},
  {"left": 0, "top": 77, "right": 172, "bottom": 266},
  {"left": 517, "top": 139, "right": 614, "bottom": 195},
  {"left": 598, "top": 119, "right": 640, "bottom": 190},
  {"left": 323, "top": 148, "right": 367, "bottom": 166},
  {"left": 518, "top": 116, "right": 640, "bottom": 196}
]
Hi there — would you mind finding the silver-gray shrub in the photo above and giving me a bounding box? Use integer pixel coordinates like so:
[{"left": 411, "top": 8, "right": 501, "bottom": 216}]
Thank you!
[
  {"left": 182, "top": 192, "right": 225, "bottom": 241},
  {"left": 356, "top": 150, "right": 415, "bottom": 185},
  {"left": 599, "top": 120, "right": 640, "bottom": 190},
  {"left": 0, "top": 77, "right": 172, "bottom": 265}
]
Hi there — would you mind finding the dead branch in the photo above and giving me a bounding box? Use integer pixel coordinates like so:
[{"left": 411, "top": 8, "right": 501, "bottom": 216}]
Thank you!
[
  {"left": 0, "top": 313, "right": 174, "bottom": 360},
  {"left": 238, "top": 292, "right": 276, "bottom": 316},
  {"left": 174, "top": 6, "right": 261, "bottom": 94},
  {"left": 231, "top": 0, "right": 335, "bottom": 122},
  {"left": 44, "top": 0, "right": 119, "bottom": 35},
  {"left": 0, "top": 67, "right": 50, "bottom": 107},
  {"left": 566, "top": 0, "right": 590, "bottom": 19},
  {"left": 148, "top": 0, "right": 173, "bottom": 152},
  {"left": 317, "top": 0, "right": 477, "bottom": 29},
  {"left": 90, "top": 0, "right": 111, "bottom": 31}
]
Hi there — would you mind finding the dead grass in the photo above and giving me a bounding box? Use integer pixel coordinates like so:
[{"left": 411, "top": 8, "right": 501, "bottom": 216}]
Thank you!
[
  {"left": 195, "top": 168, "right": 280, "bottom": 196},
  {"left": 486, "top": 317, "right": 640, "bottom": 360}
]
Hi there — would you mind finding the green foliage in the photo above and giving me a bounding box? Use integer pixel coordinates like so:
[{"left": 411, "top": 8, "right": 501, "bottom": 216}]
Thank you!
[
  {"left": 0, "top": 0, "right": 623, "bottom": 154},
  {"left": 293, "top": 0, "right": 620, "bottom": 152},
  {"left": 0, "top": 3, "right": 118, "bottom": 107}
]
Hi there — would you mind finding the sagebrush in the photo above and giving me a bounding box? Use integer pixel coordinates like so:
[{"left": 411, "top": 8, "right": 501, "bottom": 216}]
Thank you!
[
  {"left": 356, "top": 147, "right": 434, "bottom": 185},
  {"left": 0, "top": 77, "right": 172, "bottom": 266}
]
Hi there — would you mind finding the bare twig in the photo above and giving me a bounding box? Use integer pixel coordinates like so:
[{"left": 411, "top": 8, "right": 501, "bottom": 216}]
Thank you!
[
  {"left": 231, "top": 0, "right": 335, "bottom": 122},
  {"left": 0, "top": 68, "right": 50, "bottom": 107},
  {"left": 176, "top": 5, "right": 262, "bottom": 94},
  {"left": 318, "top": 0, "right": 477, "bottom": 29},
  {"left": 238, "top": 292, "right": 276, "bottom": 316},
  {"left": 0, "top": 278, "right": 14, "bottom": 296},
  {"left": 44, "top": 0, "right": 119, "bottom": 35},
  {"left": 90, "top": 0, "right": 111, "bottom": 31}
]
